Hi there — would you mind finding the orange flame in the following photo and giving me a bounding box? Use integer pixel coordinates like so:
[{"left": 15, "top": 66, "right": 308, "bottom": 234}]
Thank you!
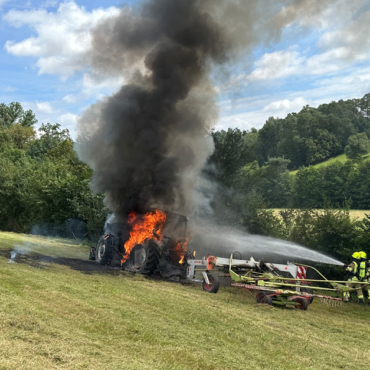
[
  {"left": 174, "top": 238, "right": 189, "bottom": 264},
  {"left": 121, "top": 209, "right": 166, "bottom": 264}
]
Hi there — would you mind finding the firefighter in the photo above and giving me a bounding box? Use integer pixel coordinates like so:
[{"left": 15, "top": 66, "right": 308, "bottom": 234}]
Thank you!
[
  {"left": 359, "top": 251, "right": 370, "bottom": 304},
  {"left": 343, "top": 252, "right": 364, "bottom": 303},
  {"left": 358, "top": 251, "right": 368, "bottom": 302}
]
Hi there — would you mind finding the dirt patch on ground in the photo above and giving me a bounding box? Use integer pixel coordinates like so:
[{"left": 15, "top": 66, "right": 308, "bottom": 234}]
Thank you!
[{"left": 0, "top": 249, "right": 122, "bottom": 275}]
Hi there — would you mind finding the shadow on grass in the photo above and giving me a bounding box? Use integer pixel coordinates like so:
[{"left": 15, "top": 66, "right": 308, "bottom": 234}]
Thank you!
[{"left": 0, "top": 248, "right": 122, "bottom": 276}]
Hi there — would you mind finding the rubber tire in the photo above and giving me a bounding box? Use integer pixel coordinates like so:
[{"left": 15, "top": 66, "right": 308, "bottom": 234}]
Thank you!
[
  {"left": 202, "top": 274, "right": 220, "bottom": 293},
  {"left": 293, "top": 297, "right": 309, "bottom": 310},
  {"left": 127, "top": 242, "right": 160, "bottom": 275},
  {"left": 256, "top": 292, "right": 265, "bottom": 303},
  {"left": 259, "top": 294, "right": 273, "bottom": 305},
  {"left": 95, "top": 237, "right": 115, "bottom": 265},
  {"left": 301, "top": 287, "right": 314, "bottom": 303}
]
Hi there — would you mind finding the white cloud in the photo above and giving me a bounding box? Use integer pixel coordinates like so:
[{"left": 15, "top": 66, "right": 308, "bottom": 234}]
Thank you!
[
  {"left": 36, "top": 101, "right": 55, "bottom": 113},
  {"left": 316, "top": 8, "right": 370, "bottom": 62},
  {"left": 247, "top": 50, "right": 304, "bottom": 82},
  {"left": 263, "top": 97, "right": 309, "bottom": 112},
  {"left": 218, "top": 97, "right": 311, "bottom": 131},
  {"left": 21, "top": 99, "right": 80, "bottom": 138},
  {"left": 62, "top": 72, "right": 124, "bottom": 104},
  {"left": 246, "top": 1, "right": 370, "bottom": 83},
  {"left": 217, "top": 64, "right": 370, "bottom": 132},
  {"left": 4, "top": 1, "right": 120, "bottom": 79},
  {"left": 59, "top": 112, "right": 79, "bottom": 130}
]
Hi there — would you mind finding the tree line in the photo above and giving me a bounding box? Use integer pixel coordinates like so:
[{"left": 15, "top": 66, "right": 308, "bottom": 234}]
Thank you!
[
  {"left": 210, "top": 93, "right": 370, "bottom": 210},
  {"left": 0, "top": 102, "right": 108, "bottom": 239},
  {"left": 1, "top": 95, "right": 370, "bottom": 269},
  {"left": 207, "top": 93, "right": 370, "bottom": 269},
  {"left": 255, "top": 93, "right": 370, "bottom": 169}
]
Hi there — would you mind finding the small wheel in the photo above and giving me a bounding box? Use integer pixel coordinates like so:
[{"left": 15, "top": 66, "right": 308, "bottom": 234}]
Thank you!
[
  {"left": 256, "top": 292, "right": 265, "bottom": 303},
  {"left": 293, "top": 297, "right": 309, "bottom": 310},
  {"left": 260, "top": 294, "right": 273, "bottom": 305},
  {"left": 301, "top": 287, "right": 314, "bottom": 303},
  {"left": 202, "top": 274, "right": 220, "bottom": 293}
]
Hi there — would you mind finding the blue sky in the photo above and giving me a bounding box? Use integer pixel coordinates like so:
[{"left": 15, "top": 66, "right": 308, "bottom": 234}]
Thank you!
[{"left": 1, "top": 0, "right": 370, "bottom": 137}]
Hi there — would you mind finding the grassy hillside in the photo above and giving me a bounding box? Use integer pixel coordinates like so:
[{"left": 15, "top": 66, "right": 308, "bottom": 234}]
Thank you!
[
  {"left": 290, "top": 152, "right": 370, "bottom": 175},
  {"left": 290, "top": 153, "right": 348, "bottom": 175},
  {"left": 0, "top": 232, "right": 370, "bottom": 369}
]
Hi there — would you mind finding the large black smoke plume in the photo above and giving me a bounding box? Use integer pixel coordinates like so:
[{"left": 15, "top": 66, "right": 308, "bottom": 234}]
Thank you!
[{"left": 76, "top": 0, "right": 336, "bottom": 222}]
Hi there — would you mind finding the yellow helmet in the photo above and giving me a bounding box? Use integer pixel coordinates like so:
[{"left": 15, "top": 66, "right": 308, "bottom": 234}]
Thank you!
[
  {"left": 352, "top": 252, "right": 360, "bottom": 259},
  {"left": 359, "top": 251, "right": 367, "bottom": 259}
]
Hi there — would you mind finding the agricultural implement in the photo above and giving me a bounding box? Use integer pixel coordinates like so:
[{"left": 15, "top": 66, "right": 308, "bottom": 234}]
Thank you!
[{"left": 187, "top": 254, "right": 369, "bottom": 310}]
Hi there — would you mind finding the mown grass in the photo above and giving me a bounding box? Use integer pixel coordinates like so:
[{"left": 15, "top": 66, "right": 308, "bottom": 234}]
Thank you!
[
  {"left": 272, "top": 209, "right": 370, "bottom": 220},
  {"left": 0, "top": 232, "right": 370, "bottom": 369}
]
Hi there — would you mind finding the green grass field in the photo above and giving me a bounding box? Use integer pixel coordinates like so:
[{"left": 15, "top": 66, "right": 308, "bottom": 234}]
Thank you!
[{"left": 1, "top": 232, "right": 370, "bottom": 369}]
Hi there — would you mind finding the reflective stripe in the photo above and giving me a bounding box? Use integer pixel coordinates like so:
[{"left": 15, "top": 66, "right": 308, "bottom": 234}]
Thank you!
[{"left": 359, "top": 261, "right": 366, "bottom": 279}]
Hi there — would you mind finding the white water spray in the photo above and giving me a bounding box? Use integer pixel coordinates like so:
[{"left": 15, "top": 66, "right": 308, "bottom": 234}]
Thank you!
[{"left": 190, "top": 223, "right": 344, "bottom": 266}]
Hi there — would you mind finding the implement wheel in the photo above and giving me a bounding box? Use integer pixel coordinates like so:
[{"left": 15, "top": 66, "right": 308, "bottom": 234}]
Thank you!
[
  {"left": 292, "top": 297, "right": 309, "bottom": 310},
  {"left": 301, "top": 287, "right": 314, "bottom": 303},
  {"left": 258, "top": 293, "right": 273, "bottom": 305},
  {"left": 202, "top": 274, "right": 220, "bottom": 293},
  {"left": 256, "top": 293, "right": 265, "bottom": 303}
]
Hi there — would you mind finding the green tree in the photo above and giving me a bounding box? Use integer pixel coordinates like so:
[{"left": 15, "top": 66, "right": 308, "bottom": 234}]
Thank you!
[
  {"left": 28, "top": 123, "right": 71, "bottom": 158},
  {"left": 293, "top": 166, "right": 324, "bottom": 208},
  {"left": 210, "top": 128, "right": 251, "bottom": 187},
  {"left": 357, "top": 93, "right": 370, "bottom": 118},
  {"left": 0, "top": 102, "right": 37, "bottom": 128},
  {"left": 8, "top": 124, "right": 36, "bottom": 149},
  {"left": 256, "top": 117, "right": 282, "bottom": 165},
  {"left": 344, "top": 133, "right": 370, "bottom": 160}
]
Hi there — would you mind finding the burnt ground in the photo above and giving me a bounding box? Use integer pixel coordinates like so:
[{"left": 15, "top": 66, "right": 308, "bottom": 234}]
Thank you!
[
  {"left": 0, "top": 248, "right": 123, "bottom": 276},
  {"left": 0, "top": 248, "right": 232, "bottom": 286},
  {"left": 0, "top": 248, "right": 182, "bottom": 282}
]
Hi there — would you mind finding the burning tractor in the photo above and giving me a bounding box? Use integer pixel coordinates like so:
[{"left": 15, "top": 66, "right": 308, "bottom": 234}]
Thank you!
[{"left": 89, "top": 209, "right": 191, "bottom": 278}]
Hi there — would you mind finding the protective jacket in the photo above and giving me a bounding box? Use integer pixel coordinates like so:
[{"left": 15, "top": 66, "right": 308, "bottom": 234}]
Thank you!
[{"left": 346, "top": 258, "right": 360, "bottom": 280}]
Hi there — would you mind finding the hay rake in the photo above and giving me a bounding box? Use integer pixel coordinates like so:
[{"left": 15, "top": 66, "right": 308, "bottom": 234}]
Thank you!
[{"left": 228, "top": 256, "right": 369, "bottom": 310}]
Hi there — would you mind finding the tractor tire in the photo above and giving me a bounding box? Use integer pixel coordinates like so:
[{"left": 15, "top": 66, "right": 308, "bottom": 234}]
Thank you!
[
  {"left": 301, "top": 287, "right": 314, "bottom": 303},
  {"left": 95, "top": 237, "right": 116, "bottom": 265},
  {"left": 202, "top": 274, "right": 220, "bottom": 293},
  {"left": 259, "top": 294, "right": 273, "bottom": 305},
  {"left": 126, "top": 242, "right": 160, "bottom": 275},
  {"left": 292, "top": 297, "right": 309, "bottom": 310}
]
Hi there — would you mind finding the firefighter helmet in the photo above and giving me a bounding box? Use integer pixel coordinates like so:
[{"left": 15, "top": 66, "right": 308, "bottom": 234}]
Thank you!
[
  {"left": 352, "top": 252, "right": 360, "bottom": 259},
  {"left": 359, "top": 251, "right": 367, "bottom": 259}
]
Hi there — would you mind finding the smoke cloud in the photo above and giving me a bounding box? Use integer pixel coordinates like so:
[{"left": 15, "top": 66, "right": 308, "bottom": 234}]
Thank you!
[{"left": 75, "top": 0, "right": 336, "bottom": 221}]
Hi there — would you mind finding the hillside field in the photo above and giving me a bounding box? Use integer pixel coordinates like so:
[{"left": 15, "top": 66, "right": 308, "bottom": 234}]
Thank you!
[
  {"left": 272, "top": 209, "right": 370, "bottom": 220},
  {"left": 290, "top": 152, "right": 370, "bottom": 175},
  {"left": 0, "top": 232, "right": 370, "bottom": 369}
]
